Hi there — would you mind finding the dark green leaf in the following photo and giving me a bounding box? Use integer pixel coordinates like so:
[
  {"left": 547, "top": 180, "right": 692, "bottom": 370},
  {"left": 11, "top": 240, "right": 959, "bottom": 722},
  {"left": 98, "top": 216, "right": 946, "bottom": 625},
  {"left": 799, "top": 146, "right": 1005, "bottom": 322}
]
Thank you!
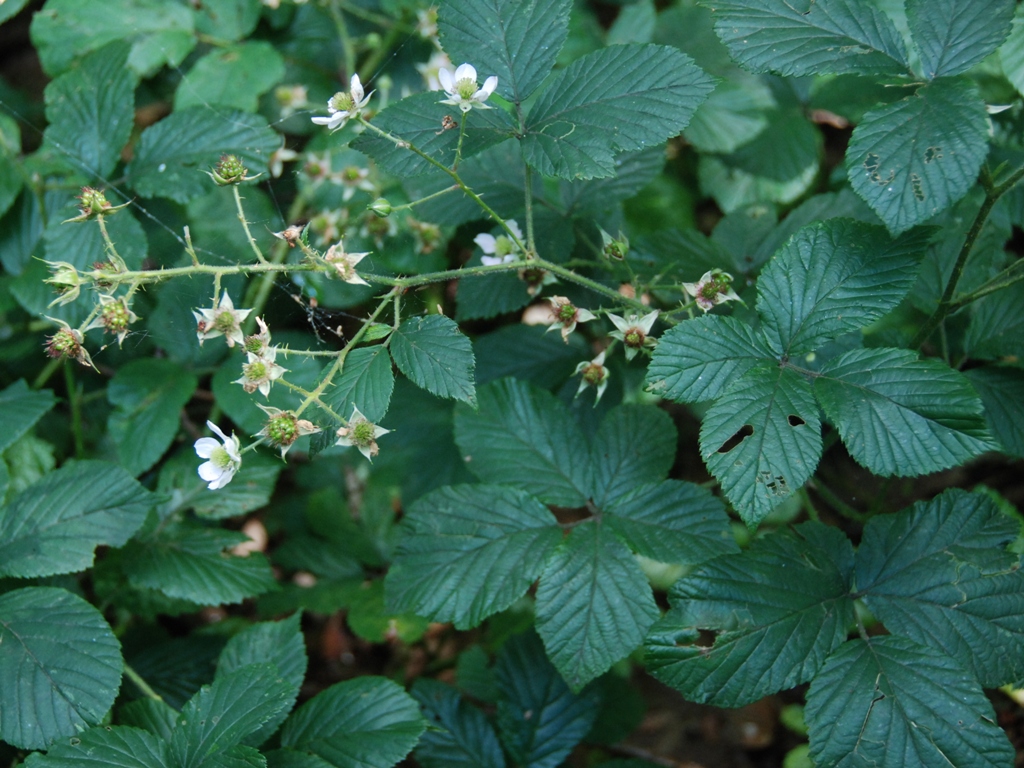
[
  {"left": 0, "top": 587, "right": 123, "bottom": 750},
  {"left": 175, "top": 41, "right": 285, "bottom": 112},
  {"left": 815, "top": 347, "right": 994, "bottom": 477},
  {"left": 438, "top": 0, "right": 571, "bottom": 104},
  {"left": 0, "top": 461, "right": 155, "bottom": 578},
  {"left": 194, "top": 0, "right": 261, "bottom": 41},
  {"left": 847, "top": 78, "right": 988, "bottom": 235},
  {"left": 561, "top": 146, "right": 666, "bottom": 215},
  {"left": 590, "top": 404, "right": 676, "bottom": 507},
  {"left": 605, "top": 480, "right": 738, "bottom": 564},
  {"left": 0, "top": 0, "right": 32, "bottom": 24},
  {"left": 907, "top": 0, "right": 1014, "bottom": 79},
  {"left": 646, "top": 522, "right": 854, "bottom": 707},
  {"left": 411, "top": 679, "right": 504, "bottom": 768},
  {"left": 455, "top": 269, "right": 531, "bottom": 321},
  {"left": 454, "top": 378, "right": 593, "bottom": 506},
  {"left": 522, "top": 44, "right": 713, "bottom": 179},
  {"left": 965, "top": 281, "right": 1024, "bottom": 360},
  {"left": 22, "top": 725, "right": 170, "bottom": 768},
  {"left": 1000, "top": 6, "right": 1024, "bottom": 97},
  {"left": 323, "top": 346, "right": 394, "bottom": 424},
  {"left": 536, "top": 521, "right": 660, "bottom": 690},
  {"left": 805, "top": 637, "right": 1014, "bottom": 768},
  {"left": 387, "top": 484, "right": 560, "bottom": 629},
  {"left": 118, "top": 699, "right": 179, "bottom": 740},
  {"left": 475, "top": 324, "right": 590, "bottom": 389},
  {"left": 158, "top": 448, "right": 283, "bottom": 521},
  {"left": 700, "top": 364, "right": 821, "bottom": 528},
  {"left": 44, "top": 201, "right": 148, "bottom": 271},
  {"left": 0, "top": 379, "right": 55, "bottom": 453},
  {"left": 280, "top": 677, "right": 426, "bottom": 768},
  {"left": 855, "top": 489, "right": 1024, "bottom": 686},
  {"left": 684, "top": 76, "right": 773, "bottom": 155},
  {"left": 347, "top": 580, "right": 430, "bottom": 644},
  {"left": 964, "top": 366, "right": 1024, "bottom": 458},
  {"left": 390, "top": 314, "right": 476, "bottom": 404}
]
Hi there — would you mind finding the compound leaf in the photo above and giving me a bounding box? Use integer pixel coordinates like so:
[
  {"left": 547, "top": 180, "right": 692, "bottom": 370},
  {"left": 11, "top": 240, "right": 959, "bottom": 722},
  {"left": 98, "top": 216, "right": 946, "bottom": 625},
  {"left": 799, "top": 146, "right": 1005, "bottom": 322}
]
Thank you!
[
  {"left": 645, "top": 522, "right": 855, "bottom": 707},
  {"left": 907, "top": 0, "right": 1015, "bottom": 79},
  {"left": 22, "top": 726, "right": 169, "bottom": 768},
  {"left": 390, "top": 315, "right": 475, "bottom": 405},
  {"left": 590, "top": 404, "right": 676, "bottom": 507},
  {"left": 0, "top": 379, "right": 55, "bottom": 453},
  {"left": 411, "top": 679, "right": 504, "bottom": 768}
]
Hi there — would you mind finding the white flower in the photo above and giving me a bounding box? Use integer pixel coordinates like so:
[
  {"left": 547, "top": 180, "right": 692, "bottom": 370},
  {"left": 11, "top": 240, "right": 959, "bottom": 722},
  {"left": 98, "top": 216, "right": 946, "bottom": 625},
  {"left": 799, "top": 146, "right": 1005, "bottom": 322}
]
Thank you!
[
  {"left": 439, "top": 63, "right": 498, "bottom": 113},
  {"left": 195, "top": 421, "right": 242, "bottom": 490},
  {"left": 546, "top": 296, "right": 596, "bottom": 343},
  {"left": 312, "top": 74, "right": 373, "bottom": 131},
  {"left": 475, "top": 220, "right": 523, "bottom": 266},
  {"left": 574, "top": 351, "right": 610, "bottom": 404},
  {"left": 608, "top": 310, "right": 659, "bottom": 361},
  {"left": 682, "top": 269, "right": 742, "bottom": 313},
  {"left": 235, "top": 339, "right": 287, "bottom": 397},
  {"left": 324, "top": 241, "right": 371, "bottom": 285},
  {"left": 333, "top": 164, "right": 375, "bottom": 201},
  {"left": 335, "top": 406, "right": 390, "bottom": 461},
  {"left": 193, "top": 291, "right": 252, "bottom": 347}
]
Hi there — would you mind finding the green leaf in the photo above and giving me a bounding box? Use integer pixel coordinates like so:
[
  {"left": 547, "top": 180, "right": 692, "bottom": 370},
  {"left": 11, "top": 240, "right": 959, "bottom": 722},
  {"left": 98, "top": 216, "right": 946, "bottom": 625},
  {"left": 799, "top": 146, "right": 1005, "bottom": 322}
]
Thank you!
[
  {"left": 756, "top": 219, "right": 931, "bottom": 356},
  {"left": 475, "top": 324, "right": 590, "bottom": 388},
  {"left": 965, "top": 281, "right": 1024, "bottom": 360},
  {"left": 352, "top": 92, "right": 515, "bottom": 178},
  {"left": 194, "top": 0, "right": 261, "bottom": 41},
  {"left": 0, "top": 0, "right": 32, "bottom": 25},
  {"left": 999, "top": 5, "right": 1024, "bottom": 97},
  {"left": 44, "top": 201, "right": 148, "bottom": 271},
  {"left": 347, "top": 580, "right": 430, "bottom": 644},
  {"left": 108, "top": 359, "right": 198, "bottom": 477},
  {"left": 522, "top": 44, "right": 713, "bottom": 180},
  {"left": 157, "top": 448, "right": 282, "bottom": 521},
  {"left": 390, "top": 315, "right": 476, "bottom": 404},
  {"left": 30, "top": 0, "right": 195, "bottom": 77},
  {"left": 172, "top": 663, "right": 294, "bottom": 768},
  {"left": 645, "top": 522, "right": 855, "bottom": 707},
  {"left": 22, "top": 725, "right": 170, "bottom": 768},
  {"left": 0, "top": 461, "right": 155, "bottom": 578},
  {"left": 43, "top": 42, "right": 137, "bottom": 178},
  {"left": 387, "top": 484, "right": 559, "bottom": 629},
  {"left": 815, "top": 348, "right": 994, "bottom": 477},
  {"left": 560, "top": 146, "right": 666, "bottom": 215},
  {"left": 323, "top": 346, "right": 394, "bottom": 424},
  {"left": 906, "top": 0, "right": 1014, "bottom": 79},
  {"left": 455, "top": 269, "right": 531, "bottom": 321},
  {"left": 647, "top": 316, "right": 776, "bottom": 404},
  {"left": 175, "top": 42, "right": 285, "bottom": 112},
  {"left": 700, "top": 364, "right": 821, "bottom": 528},
  {"left": 204, "top": 745, "right": 266, "bottom": 768},
  {"left": 604, "top": 480, "right": 738, "bottom": 564},
  {"left": 0, "top": 379, "right": 55, "bottom": 453},
  {"left": 410, "top": 679, "right": 504, "bottom": 768},
  {"left": 127, "top": 107, "right": 279, "bottom": 203},
  {"left": 121, "top": 522, "right": 276, "bottom": 605},
  {"left": 0, "top": 587, "right": 123, "bottom": 750},
  {"left": 855, "top": 489, "right": 1024, "bottom": 687},
  {"left": 118, "top": 699, "right": 179, "bottom": 740},
  {"left": 438, "top": 0, "right": 571, "bottom": 104},
  {"left": 493, "top": 632, "right": 600, "bottom": 768},
  {"left": 280, "top": 677, "right": 426, "bottom": 768},
  {"left": 683, "top": 76, "right": 774, "bottom": 155},
  {"left": 964, "top": 366, "right": 1024, "bottom": 458},
  {"left": 608, "top": 0, "right": 656, "bottom": 44},
  {"left": 590, "top": 405, "right": 676, "bottom": 507},
  {"left": 805, "top": 637, "right": 1014, "bottom": 768},
  {"left": 700, "top": 0, "right": 910, "bottom": 77},
  {"left": 536, "top": 521, "right": 660, "bottom": 690},
  {"left": 846, "top": 78, "right": 988, "bottom": 235},
  {"left": 454, "top": 378, "right": 593, "bottom": 506}
]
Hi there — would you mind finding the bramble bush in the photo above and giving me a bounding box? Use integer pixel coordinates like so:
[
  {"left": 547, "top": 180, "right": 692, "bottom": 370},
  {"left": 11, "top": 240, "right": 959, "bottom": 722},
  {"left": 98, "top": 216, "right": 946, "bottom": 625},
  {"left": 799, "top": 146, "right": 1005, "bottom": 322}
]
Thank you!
[{"left": 1, "top": 0, "right": 1024, "bottom": 766}]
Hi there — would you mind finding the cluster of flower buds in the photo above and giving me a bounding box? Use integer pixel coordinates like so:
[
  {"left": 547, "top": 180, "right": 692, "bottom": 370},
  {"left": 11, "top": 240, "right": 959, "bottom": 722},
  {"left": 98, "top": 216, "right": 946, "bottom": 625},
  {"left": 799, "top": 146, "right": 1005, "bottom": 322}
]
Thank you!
[
  {"left": 234, "top": 317, "right": 287, "bottom": 397},
  {"left": 83, "top": 295, "right": 138, "bottom": 347},
  {"left": 65, "top": 187, "right": 130, "bottom": 223},
  {"left": 208, "top": 154, "right": 261, "bottom": 186},
  {"left": 43, "top": 318, "right": 95, "bottom": 369}
]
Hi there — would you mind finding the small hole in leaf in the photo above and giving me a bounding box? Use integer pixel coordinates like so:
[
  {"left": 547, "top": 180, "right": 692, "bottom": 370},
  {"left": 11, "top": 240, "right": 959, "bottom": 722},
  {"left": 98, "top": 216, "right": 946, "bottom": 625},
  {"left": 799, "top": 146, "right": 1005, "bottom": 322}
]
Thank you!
[
  {"left": 717, "top": 424, "right": 753, "bottom": 453},
  {"left": 787, "top": 414, "right": 806, "bottom": 427},
  {"left": 695, "top": 628, "right": 717, "bottom": 648}
]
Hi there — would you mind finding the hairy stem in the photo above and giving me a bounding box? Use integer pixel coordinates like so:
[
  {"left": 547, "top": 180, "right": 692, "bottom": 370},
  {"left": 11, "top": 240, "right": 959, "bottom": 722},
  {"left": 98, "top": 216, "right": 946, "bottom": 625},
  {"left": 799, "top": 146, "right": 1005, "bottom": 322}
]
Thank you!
[{"left": 233, "top": 186, "right": 268, "bottom": 265}]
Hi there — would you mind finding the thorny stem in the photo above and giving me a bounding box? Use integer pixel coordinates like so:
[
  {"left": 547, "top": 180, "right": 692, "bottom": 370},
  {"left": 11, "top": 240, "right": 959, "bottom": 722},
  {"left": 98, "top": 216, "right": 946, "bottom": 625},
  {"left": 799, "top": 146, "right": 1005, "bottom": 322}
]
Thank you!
[
  {"left": 277, "top": 378, "right": 345, "bottom": 423},
  {"left": 96, "top": 215, "right": 126, "bottom": 270},
  {"left": 233, "top": 186, "right": 268, "bottom": 264},
  {"left": 453, "top": 115, "right": 467, "bottom": 170}
]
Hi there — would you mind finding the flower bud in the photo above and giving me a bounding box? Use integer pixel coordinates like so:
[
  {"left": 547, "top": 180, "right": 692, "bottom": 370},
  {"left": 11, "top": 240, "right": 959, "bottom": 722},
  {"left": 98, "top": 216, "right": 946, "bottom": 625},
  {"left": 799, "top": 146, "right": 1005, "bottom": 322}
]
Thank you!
[
  {"left": 209, "top": 154, "right": 256, "bottom": 185},
  {"left": 600, "top": 228, "right": 629, "bottom": 261},
  {"left": 369, "top": 197, "right": 392, "bottom": 217},
  {"left": 44, "top": 262, "right": 82, "bottom": 307}
]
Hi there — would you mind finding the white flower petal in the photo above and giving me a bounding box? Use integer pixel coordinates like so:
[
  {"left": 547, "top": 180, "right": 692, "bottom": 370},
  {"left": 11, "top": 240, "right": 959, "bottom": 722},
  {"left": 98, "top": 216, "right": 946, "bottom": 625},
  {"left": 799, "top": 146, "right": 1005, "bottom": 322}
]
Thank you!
[
  {"left": 311, "top": 116, "right": 333, "bottom": 126},
  {"left": 454, "top": 62, "right": 477, "bottom": 82},
  {"left": 438, "top": 67, "right": 454, "bottom": 93},
  {"left": 474, "top": 233, "right": 497, "bottom": 253},
  {"left": 194, "top": 437, "right": 220, "bottom": 459},
  {"left": 198, "top": 461, "right": 222, "bottom": 483},
  {"left": 350, "top": 74, "right": 364, "bottom": 103},
  {"left": 506, "top": 220, "right": 523, "bottom": 241},
  {"left": 479, "top": 75, "right": 498, "bottom": 98}
]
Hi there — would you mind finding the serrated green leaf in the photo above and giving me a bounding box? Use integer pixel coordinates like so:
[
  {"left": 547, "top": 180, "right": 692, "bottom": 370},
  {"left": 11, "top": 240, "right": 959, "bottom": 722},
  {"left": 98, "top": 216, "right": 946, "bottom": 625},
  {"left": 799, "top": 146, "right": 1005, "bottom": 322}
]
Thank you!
[
  {"left": 815, "top": 347, "right": 994, "bottom": 476},
  {"left": 280, "top": 677, "right": 426, "bottom": 768},
  {"left": 684, "top": 76, "right": 774, "bottom": 155},
  {"left": 323, "top": 346, "right": 394, "bottom": 424},
  {"left": 493, "top": 632, "right": 601, "bottom": 768},
  {"left": 390, "top": 314, "right": 476, "bottom": 404},
  {"left": 999, "top": 6, "right": 1024, "bottom": 97},
  {"left": 700, "top": 0, "right": 910, "bottom": 77},
  {"left": 158, "top": 448, "right": 283, "bottom": 520},
  {"left": 907, "top": 0, "right": 1014, "bottom": 79},
  {"left": 647, "top": 315, "right": 776, "bottom": 404},
  {"left": 22, "top": 725, "right": 170, "bottom": 768},
  {"left": 0, "top": 379, "right": 55, "bottom": 453},
  {"left": 205, "top": 744, "right": 267, "bottom": 768},
  {"left": 475, "top": 323, "right": 590, "bottom": 388},
  {"left": 536, "top": 521, "right": 659, "bottom": 690},
  {"left": 560, "top": 146, "right": 666, "bottom": 215},
  {"left": 172, "top": 663, "right": 294, "bottom": 768},
  {"left": 847, "top": 78, "right": 988, "bottom": 235},
  {"left": 387, "top": 484, "right": 560, "bottom": 629},
  {"left": 522, "top": 44, "right": 713, "bottom": 180},
  {"left": 805, "top": 637, "right": 1014, "bottom": 768},
  {"left": 127, "top": 107, "right": 278, "bottom": 203},
  {"left": 645, "top": 522, "right": 854, "bottom": 707},
  {"left": 855, "top": 489, "right": 1024, "bottom": 686},
  {"left": 0, "top": 587, "right": 123, "bottom": 750},
  {"left": 176, "top": 42, "right": 285, "bottom": 112},
  {"left": 700, "top": 364, "right": 821, "bottom": 528},
  {"left": 43, "top": 42, "right": 137, "bottom": 178},
  {"left": 605, "top": 480, "right": 738, "bottom": 564},
  {"left": 608, "top": 0, "right": 656, "bottom": 44},
  {"left": 124, "top": 634, "right": 222, "bottom": 709},
  {"left": 0, "top": 461, "right": 155, "bottom": 578},
  {"left": 411, "top": 679, "right": 504, "bottom": 768},
  {"left": 122, "top": 522, "right": 276, "bottom": 605},
  {"left": 118, "top": 699, "right": 179, "bottom": 740},
  {"left": 438, "top": 0, "right": 571, "bottom": 104},
  {"left": 965, "top": 366, "right": 1024, "bottom": 458},
  {"left": 195, "top": 0, "right": 261, "bottom": 41},
  {"left": 352, "top": 92, "right": 515, "bottom": 178},
  {"left": 108, "top": 359, "right": 198, "bottom": 477},
  {"left": 455, "top": 269, "right": 531, "bottom": 321},
  {"left": 756, "top": 219, "right": 931, "bottom": 356},
  {"left": 454, "top": 378, "right": 593, "bottom": 506},
  {"left": 590, "top": 404, "right": 676, "bottom": 507},
  {"left": 347, "top": 580, "right": 430, "bottom": 644},
  {"left": 965, "top": 280, "right": 1024, "bottom": 360},
  {"left": 30, "top": 0, "right": 195, "bottom": 77}
]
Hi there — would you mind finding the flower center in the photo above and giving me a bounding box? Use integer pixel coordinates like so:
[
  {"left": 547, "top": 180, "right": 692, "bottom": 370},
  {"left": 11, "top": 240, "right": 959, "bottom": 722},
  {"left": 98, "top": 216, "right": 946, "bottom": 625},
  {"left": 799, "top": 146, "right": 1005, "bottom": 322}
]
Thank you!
[
  {"left": 583, "top": 363, "right": 605, "bottom": 384},
  {"left": 342, "top": 166, "right": 364, "bottom": 182},
  {"left": 210, "top": 446, "right": 233, "bottom": 469},
  {"left": 102, "top": 302, "right": 130, "bottom": 332},
  {"left": 455, "top": 77, "right": 478, "bottom": 99},
  {"left": 214, "top": 310, "right": 237, "bottom": 333},
  {"left": 244, "top": 335, "right": 264, "bottom": 355},
  {"left": 244, "top": 360, "right": 267, "bottom": 380},
  {"left": 330, "top": 92, "right": 356, "bottom": 113},
  {"left": 267, "top": 414, "right": 298, "bottom": 446},
  {"left": 557, "top": 304, "right": 577, "bottom": 323},
  {"left": 624, "top": 329, "right": 644, "bottom": 348},
  {"left": 352, "top": 420, "right": 376, "bottom": 446}
]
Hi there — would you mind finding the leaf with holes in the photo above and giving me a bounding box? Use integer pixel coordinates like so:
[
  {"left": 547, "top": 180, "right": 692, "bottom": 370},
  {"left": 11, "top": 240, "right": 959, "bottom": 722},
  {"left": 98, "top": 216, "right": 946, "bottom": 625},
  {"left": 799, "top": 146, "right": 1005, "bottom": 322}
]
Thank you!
[
  {"left": 411, "top": 679, "right": 504, "bottom": 768},
  {"left": 700, "top": 364, "right": 821, "bottom": 528},
  {"left": 590, "top": 404, "right": 676, "bottom": 507},
  {"left": 390, "top": 315, "right": 476, "bottom": 405},
  {"left": 906, "top": 0, "right": 1015, "bottom": 79},
  {"left": 814, "top": 348, "right": 995, "bottom": 477},
  {"left": 846, "top": 78, "right": 988, "bottom": 235},
  {"left": 645, "top": 522, "right": 855, "bottom": 707}
]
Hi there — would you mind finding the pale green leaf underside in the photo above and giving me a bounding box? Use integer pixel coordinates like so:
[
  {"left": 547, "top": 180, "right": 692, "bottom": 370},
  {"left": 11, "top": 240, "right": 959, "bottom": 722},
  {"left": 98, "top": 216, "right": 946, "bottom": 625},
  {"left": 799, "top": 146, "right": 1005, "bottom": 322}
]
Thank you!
[
  {"left": 0, "top": 379, "right": 55, "bottom": 454},
  {"left": 907, "top": 0, "right": 1014, "bottom": 79},
  {"left": 646, "top": 522, "right": 854, "bottom": 707},
  {"left": 390, "top": 315, "right": 476, "bottom": 405},
  {"left": 815, "top": 347, "right": 994, "bottom": 477}
]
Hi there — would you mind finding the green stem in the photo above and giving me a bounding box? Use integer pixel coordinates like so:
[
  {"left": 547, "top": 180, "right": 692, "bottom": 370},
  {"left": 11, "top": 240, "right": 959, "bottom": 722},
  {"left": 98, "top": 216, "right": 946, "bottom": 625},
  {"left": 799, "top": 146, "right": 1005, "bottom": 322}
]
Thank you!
[
  {"left": 277, "top": 379, "right": 345, "bottom": 422},
  {"left": 64, "top": 361, "right": 85, "bottom": 459},
  {"left": 96, "top": 215, "right": 126, "bottom": 271},
  {"left": 536, "top": 258, "right": 659, "bottom": 320},
  {"left": 233, "top": 186, "right": 268, "bottom": 265},
  {"left": 33, "top": 357, "right": 62, "bottom": 390},
  {"left": 124, "top": 663, "right": 164, "bottom": 702},
  {"left": 807, "top": 479, "right": 868, "bottom": 523},
  {"left": 389, "top": 185, "right": 459, "bottom": 213},
  {"left": 454, "top": 115, "right": 467, "bottom": 170},
  {"left": 797, "top": 486, "right": 820, "bottom": 522},
  {"left": 948, "top": 258, "right": 1024, "bottom": 310},
  {"left": 523, "top": 164, "right": 537, "bottom": 255}
]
